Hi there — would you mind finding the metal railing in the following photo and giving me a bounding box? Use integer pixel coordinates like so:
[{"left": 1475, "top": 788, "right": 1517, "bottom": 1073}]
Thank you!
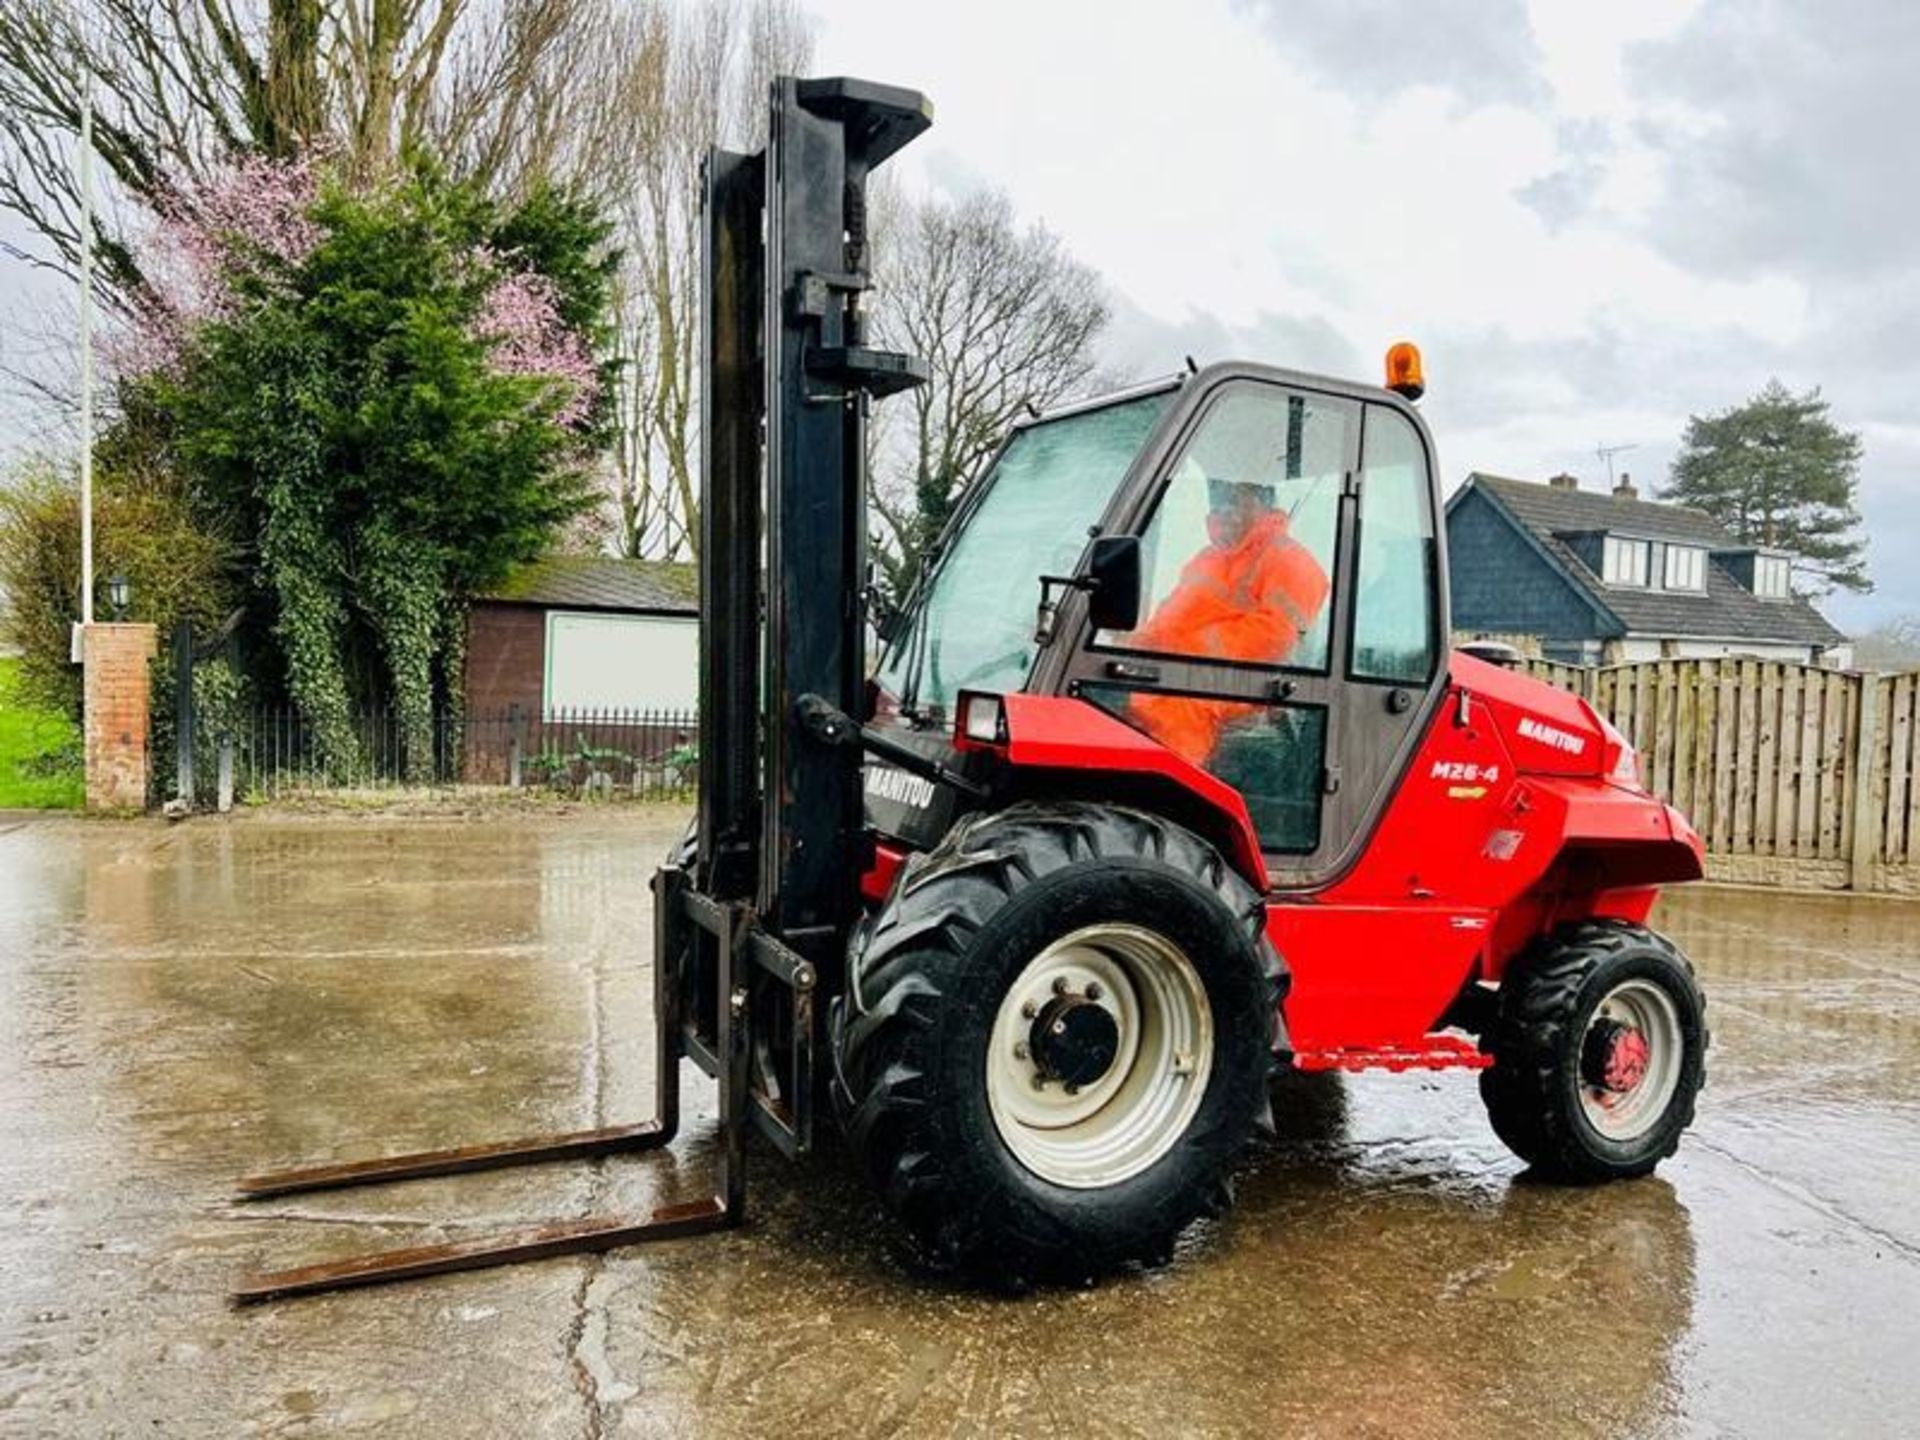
[{"left": 179, "top": 705, "right": 698, "bottom": 806}]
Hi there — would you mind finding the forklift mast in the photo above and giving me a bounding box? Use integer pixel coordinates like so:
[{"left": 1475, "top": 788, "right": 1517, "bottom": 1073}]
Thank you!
[
  {"left": 699, "top": 77, "right": 931, "bottom": 939},
  {"left": 228, "top": 78, "right": 934, "bottom": 1303}
]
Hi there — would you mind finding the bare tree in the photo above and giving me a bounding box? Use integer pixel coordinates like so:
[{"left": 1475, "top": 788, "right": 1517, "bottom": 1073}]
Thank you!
[
  {"left": 0, "top": 0, "right": 586, "bottom": 306},
  {"left": 867, "top": 187, "right": 1110, "bottom": 596},
  {"left": 594, "top": 0, "right": 811, "bottom": 560}
]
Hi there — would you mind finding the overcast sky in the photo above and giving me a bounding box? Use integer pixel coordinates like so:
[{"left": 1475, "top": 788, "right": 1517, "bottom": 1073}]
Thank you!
[
  {"left": 3, "top": 0, "right": 1912, "bottom": 631},
  {"left": 815, "top": 0, "right": 1917, "bottom": 632}
]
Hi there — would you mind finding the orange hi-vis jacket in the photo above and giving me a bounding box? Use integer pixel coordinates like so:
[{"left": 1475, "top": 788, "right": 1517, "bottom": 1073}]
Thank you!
[{"left": 1127, "top": 511, "right": 1331, "bottom": 766}]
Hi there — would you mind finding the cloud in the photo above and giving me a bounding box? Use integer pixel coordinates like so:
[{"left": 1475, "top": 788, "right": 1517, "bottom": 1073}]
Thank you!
[
  {"left": 1234, "top": 0, "right": 1549, "bottom": 110},
  {"left": 1102, "top": 292, "right": 1362, "bottom": 385},
  {"left": 1628, "top": 0, "right": 1920, "bottom": 279},
  {"left": 1514, "top": 118, "right": 1614, "bottom": 231}
]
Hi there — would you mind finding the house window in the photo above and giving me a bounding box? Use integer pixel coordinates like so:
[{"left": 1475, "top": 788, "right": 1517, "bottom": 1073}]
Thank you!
[
  {"left": 1603, "top": 535, "right": 1650, "bottom": 586},
  {"left": 1755, "top": 555, "right": 1791, "bottom": 599},
  {"left": 1664, "top": 544, "right": 1706, "bottom": 591}
]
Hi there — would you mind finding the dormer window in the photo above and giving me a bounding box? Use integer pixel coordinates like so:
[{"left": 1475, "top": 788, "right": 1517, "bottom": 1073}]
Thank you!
[
  {"left": 1755, "top": 554, "right": 1791, "bottom": 599},
  {"left": 1664, "top": 544, "right": 1706, "bottom": 591},
  {"left": 1603, "top": 535, "right": 1650, "bottom": 586}
]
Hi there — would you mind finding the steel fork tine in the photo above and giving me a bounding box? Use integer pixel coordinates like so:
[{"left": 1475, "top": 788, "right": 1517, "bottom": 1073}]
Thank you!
[{"left": 234, "top": 1120, "right": 671, "bottom": 1201}]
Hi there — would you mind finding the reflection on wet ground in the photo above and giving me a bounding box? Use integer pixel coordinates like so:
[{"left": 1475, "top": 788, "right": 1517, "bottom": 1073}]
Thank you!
[{"left": 0, "top": 812, "right": 1914, "bottom": 1436}]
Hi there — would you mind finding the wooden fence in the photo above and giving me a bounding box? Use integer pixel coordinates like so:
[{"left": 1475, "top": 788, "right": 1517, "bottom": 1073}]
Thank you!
[{"left": 1521, "top": 658, "right": 1920, "bottom": 893}]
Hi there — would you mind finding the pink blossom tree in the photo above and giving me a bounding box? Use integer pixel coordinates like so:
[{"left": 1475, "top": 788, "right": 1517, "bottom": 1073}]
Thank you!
[
  {"left": 118, "top": 154, "right": 602, "bottom": 434},
  {"left": 471, "top": 265, "right": 601, "bottom": 427}
]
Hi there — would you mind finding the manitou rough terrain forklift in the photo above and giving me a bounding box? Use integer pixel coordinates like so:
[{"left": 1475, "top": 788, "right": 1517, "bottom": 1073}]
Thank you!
[{"left": 234, "top": 76, "right": 1708, "bottom": 1301}]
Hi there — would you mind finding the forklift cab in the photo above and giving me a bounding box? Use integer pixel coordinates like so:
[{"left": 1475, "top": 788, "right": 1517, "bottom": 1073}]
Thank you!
[{"left": 872, "top": 361, "right": 1449, "bottom": 888}]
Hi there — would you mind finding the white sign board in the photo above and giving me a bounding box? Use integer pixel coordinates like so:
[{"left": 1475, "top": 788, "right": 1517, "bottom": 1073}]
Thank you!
[{"left": 544, "top": 611, "right": 698, "bottom": 714}]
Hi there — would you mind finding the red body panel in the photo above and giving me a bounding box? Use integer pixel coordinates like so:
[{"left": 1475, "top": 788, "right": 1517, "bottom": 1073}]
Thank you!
[
  {"left": 997, "top": 692, "right": 1271, "bottom": 887},
  {"left": 1276, "top": 659, "right": 1701, "bottom": 1063},
  {"left": 860, "top": 652, "right": 1704, "bottom": 1072}
]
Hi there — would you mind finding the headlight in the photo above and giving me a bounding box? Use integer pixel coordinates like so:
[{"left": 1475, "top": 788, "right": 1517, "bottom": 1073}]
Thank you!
[{"left": 956, "top": 691, "right": 1008, "bottom": 748}]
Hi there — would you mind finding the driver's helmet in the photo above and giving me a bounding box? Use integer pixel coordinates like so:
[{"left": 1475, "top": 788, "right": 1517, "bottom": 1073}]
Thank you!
[{"left": 1206, "top": 477, "right": 1277, "bottom": 512}]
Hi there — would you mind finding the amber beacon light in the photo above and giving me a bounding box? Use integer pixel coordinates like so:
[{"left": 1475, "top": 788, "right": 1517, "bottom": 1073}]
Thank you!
[{"left": 1385, "top": 341, "right": 1425, "bottom": 401}]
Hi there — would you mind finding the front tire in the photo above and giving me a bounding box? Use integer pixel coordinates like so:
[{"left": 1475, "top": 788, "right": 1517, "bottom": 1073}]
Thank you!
[
  {"left": 830, "top": 802, "right": 1286, "bottom": 1282},
  {"left": 1480, "top": 920, "right": 1707, "bottom": 1182}
]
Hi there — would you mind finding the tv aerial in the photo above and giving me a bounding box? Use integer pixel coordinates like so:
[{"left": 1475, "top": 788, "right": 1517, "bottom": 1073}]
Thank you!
[{"left": 1595, "top": 442, "right": 1638, "bottom": 488}]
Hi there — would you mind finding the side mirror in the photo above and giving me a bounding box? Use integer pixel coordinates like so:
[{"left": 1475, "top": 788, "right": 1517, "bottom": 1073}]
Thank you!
[
  {"left": 1034, "top": 534, "right": 1143, "bottom": 646},
  {"left": 1084, "top": 535, "right": 1142, "bottom": 633}
]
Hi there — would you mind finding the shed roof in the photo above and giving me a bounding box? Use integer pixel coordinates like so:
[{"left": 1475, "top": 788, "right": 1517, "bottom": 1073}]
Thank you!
[
  {"left": 479, "top": 555, "right": 698, "bottom": 614},
  {"left": 1458, "top": 474, "right": 1845, "bottom": 649}
]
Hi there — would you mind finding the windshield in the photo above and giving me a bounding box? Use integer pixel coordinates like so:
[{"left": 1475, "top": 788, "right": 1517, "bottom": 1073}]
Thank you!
[{"left": 878, "top": 389, "right": 1174, "bottom": 721}]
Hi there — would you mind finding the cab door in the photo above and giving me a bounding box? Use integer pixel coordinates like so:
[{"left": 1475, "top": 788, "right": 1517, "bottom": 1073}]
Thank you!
[{"left": 1058, "top": 372, "right": 1446, "bottom": 888}]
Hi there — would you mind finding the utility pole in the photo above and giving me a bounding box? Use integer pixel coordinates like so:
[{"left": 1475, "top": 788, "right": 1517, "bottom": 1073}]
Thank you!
[{"left": 77, "top": 8, "right": 96, "bottom": 631}]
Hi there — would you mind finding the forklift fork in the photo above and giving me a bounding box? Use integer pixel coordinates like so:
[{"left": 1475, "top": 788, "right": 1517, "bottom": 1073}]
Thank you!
[{"left": 229, "top": 866, "right": 770, "bottom": 1304}]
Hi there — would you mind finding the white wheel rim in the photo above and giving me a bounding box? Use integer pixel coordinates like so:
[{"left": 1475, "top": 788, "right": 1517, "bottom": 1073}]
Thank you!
[
  {"left": 985, "top": 924, "right": 1214, "bottom": 1189},
  {"left": 1578, "top": 978, "right": 1684, "bottom": 1141}
]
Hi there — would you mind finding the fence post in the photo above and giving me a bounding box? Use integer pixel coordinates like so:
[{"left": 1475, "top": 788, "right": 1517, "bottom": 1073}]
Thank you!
[
  {"left": 217, "top": 736, "right": 234, "bottom": 813},
  {"left": 508, "top": 703, "right": 524, "bottom": 788},
  {"left": 173, "top": 619, "right": 195, "bottom": 804},
  {"left": 1849, "top": 674, "right": 1882, "bottom": 892}
]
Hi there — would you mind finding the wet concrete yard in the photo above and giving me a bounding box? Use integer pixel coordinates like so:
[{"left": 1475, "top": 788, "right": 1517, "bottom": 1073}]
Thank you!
[{"left": 1, "top": 809, "right": 1915, "bottom": 1436}]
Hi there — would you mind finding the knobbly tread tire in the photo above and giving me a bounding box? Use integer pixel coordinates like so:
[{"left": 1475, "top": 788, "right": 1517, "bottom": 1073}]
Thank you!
[
  {"left": 829, "top": 801, "right": 1287, "bottom": 1285},
  {"left": 1480, "top": 918, "right": 1707, "bottom": 1183}
]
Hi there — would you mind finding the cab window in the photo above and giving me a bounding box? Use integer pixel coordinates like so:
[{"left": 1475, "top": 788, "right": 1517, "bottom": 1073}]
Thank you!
[
  {"left": 1080, "top": 682, "right": 1328, "bottom": 854},
  {"left": 1100, "top": 384, "right": 1354, "bottom": 673},
  {"left": 1350, "top": 405, "right": 1438, "bottom": 684}
]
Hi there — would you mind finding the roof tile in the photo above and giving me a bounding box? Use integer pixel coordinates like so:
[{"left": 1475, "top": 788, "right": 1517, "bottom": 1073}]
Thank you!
[
  {"left": 1462, "top": 473, "right": 1845, "bottom": 649},
  {"left": 479, "top": 555, "right": 698, "bottom": 613}
]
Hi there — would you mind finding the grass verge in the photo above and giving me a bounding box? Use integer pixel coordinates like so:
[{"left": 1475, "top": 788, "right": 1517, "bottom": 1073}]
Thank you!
[{"left": 0, "top": 656, "right": 84, "bottom": 809}]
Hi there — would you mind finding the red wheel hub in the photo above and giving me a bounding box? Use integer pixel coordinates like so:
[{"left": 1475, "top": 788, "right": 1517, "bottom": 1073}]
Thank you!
[{"left": 1584, "top": 1019, "right": 1651, "bottom": 1095}]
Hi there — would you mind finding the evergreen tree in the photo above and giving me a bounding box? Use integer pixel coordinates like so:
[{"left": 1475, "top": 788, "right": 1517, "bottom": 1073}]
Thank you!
[
  {"left": 118, "top": 158, "right": 614, "bottom": 778},
  {"left": 1662, "top": 380, "right": 1869, "bottom": 595}
]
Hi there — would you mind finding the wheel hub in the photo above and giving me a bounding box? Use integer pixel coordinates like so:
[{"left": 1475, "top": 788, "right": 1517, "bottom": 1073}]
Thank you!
[
  {"left": 1030, "top": 993, "right": 1121, "bottom": 1088},
  {"left": 985, "top": 924, "right": 1215, "bottom": 1188},
  {"left": 1584, "top": 1019, "right": 1650, "bottom": 1095}
]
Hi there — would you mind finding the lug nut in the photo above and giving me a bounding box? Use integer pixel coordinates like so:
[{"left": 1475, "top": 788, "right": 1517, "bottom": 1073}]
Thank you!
[
  {"left": 1021, "top": 1000, "right": 1038, "bottom": 1019},
  {"left": 1065, "top": 1082, "right": 1081, "bottom": 1096},
  {"left": 1085, "top": 981, "right": 1103, "bottom": 1001},
  {"left": 1030, "top": 1073, "right": 1047, "bottom": 1091},
  {"left": 1013, "top": 1041, "right": 1030, "bottom": 1061},
  {"left": 1052, "top": 976, "right": 1071, "bottom": 996}
]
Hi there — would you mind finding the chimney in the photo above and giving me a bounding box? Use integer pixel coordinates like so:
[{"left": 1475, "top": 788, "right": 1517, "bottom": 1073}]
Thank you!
[
  {"left": 1547, "top": 472, "right": 1579, "bottom": 491},
  {"left": 1613, "top": 472, "right": 1639, "bottom": 501}
]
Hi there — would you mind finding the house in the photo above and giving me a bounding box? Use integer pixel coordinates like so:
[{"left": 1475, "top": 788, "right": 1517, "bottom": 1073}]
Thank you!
[
  {"left": 1446, "top": 472, "right": 1849, "bottom": 667},
  {"left": 466, "top": 554, "right": 698, "bottom": 717}
]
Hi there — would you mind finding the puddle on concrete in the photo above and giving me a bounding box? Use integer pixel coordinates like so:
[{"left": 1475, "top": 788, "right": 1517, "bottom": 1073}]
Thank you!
[{"left": 0, "top": 813, "right": 1914, "bottom": 1435}]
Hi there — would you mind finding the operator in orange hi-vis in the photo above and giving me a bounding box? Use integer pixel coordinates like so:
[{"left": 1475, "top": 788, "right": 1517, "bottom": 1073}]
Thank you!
[{"left": 1126, "top": 477, "right": 1330, "bottom": 766}]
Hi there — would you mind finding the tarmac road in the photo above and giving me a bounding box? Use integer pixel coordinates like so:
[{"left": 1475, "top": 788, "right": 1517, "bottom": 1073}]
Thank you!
[{"left": 0, "top": 808, "right": 1914, "bottom": 1437}]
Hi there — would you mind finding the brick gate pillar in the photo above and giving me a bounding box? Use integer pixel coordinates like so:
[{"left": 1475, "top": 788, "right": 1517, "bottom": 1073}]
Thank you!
[{"left": 82, "top": 622, "right": 158, "bottom": 811}]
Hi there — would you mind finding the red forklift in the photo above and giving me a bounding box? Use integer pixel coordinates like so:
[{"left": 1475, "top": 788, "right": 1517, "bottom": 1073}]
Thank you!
[{"left": 233, "top": 76, "right": 1707, "bottom": 1301}]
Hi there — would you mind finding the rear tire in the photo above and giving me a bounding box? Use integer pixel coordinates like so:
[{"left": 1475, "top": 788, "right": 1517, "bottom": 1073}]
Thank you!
[
  {"left": 830, "top": 802, "right": 1286, "bottom": 1283},
  {"left": 1480, "top": 920, "right": 1707, "bottom": 1182}
]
